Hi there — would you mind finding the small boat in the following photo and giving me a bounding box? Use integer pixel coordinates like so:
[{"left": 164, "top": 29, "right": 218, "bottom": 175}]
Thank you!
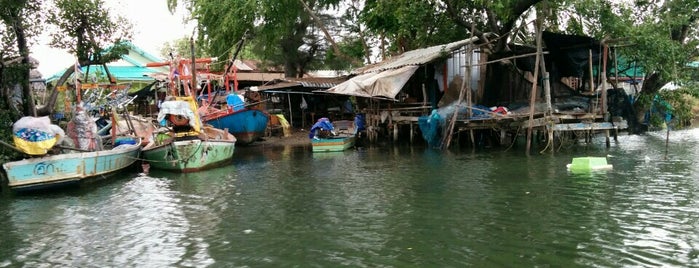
[
  {"left": 142, "top": 96, "right": 236, "bottom": 172},
  {"left": 312, "top": 135, "right": 356, "bottom": 152},
  {"left": 3, "top": 112, "right": 141, "bottom": 191},
  {"left": 202, "top": 107, "right": 269, "bottom": 145},
  {"left": 3, "top": 139, "right": 141, "bottom": 191},
  {"left": 199, "top": 36, "right": 268, "bottom": 145},
  {"left": 309, "top": 118, "right": 356, "bottom": 152}
]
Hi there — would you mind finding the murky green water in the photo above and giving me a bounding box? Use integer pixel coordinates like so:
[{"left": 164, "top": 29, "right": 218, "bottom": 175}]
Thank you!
[{"left": 2, "top": 129, "right": 699, "bottom": 267}]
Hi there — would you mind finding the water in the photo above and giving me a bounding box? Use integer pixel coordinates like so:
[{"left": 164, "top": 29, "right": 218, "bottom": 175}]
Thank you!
[{"left": 2, "top": 129, "right": 699, "bottom": 267}]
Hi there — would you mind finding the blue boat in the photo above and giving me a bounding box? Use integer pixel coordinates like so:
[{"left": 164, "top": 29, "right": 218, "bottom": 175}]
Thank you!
[
  {"left": 2, "top": 141, "right": 141, "bottom": 191},
  {"left": 202, "top": 108, "right": 270, "bottom": 145}
]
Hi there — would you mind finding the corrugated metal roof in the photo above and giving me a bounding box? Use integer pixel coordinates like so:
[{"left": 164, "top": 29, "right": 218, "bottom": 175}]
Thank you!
[
  {"left": 353, "top": 36, "right": 481, "bottom": 74},
  {"left": 254, "top": 78, "right": 344, "bottom": 91}
]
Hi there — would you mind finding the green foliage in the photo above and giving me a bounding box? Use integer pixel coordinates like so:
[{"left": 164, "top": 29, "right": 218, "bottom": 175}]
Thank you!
[
  {"left": 361, "top": 0, "right": 465, "bottom": 53},
  {"left": 0, "top": 63, "right": 23, "bottom": 163},
  {"left": 178, "top": 0, "right": 344, "bottom": 76},
  {"left": 0, "top": 0, "right": 43, "bottom": 56},
  {"left": 323, "top": 37, "right": 365, "bottom": 70},
  {"left": 0, "top": 100, "right": 21, "bottom": 164},
  {"left": 48, "top": 0, "right": 133, "bottom": 63},
  {"left": 654, "top": 85, "right": 699, "bottom": 129},
  {"left": 159, "top": 36, "right": 208, "bottom": 60}
]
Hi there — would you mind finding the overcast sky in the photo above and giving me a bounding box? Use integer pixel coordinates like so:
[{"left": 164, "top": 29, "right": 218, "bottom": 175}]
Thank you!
[{"left": 30, "top": 0, "right": 194, "bottom": 78}]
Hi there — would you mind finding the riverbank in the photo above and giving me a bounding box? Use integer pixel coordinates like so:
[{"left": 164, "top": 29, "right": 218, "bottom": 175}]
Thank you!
[{"left": 252, "top": 128, "right": 312, "bottom": 147}]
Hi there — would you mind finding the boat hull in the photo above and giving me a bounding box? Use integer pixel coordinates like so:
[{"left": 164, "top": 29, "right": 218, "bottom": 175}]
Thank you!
[
  {"left": 2, "top": 144, "right": 141, "bottom": 191},
  {"left": 142, "top": 139, "right": 235, "bottom": 172},
  {"left": 204, "top": 109, "right": 269, "bottom": 145},
  {"left": 312, "top": 136, "right": 356, "bottom": 152}
]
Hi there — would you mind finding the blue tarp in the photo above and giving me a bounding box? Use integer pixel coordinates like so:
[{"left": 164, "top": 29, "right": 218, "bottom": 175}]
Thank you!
[
  {"left": 354, "top": 113, "right": 366, "bottom": 133},
  {"left": 309, "top": 118, "right": 335, "bottom": 139},
  {"left": 418, "top": 110, "right": 444, "bottom": 148},
  {"left": 226, "top": 93, "right": 245, "bottom": 111}
]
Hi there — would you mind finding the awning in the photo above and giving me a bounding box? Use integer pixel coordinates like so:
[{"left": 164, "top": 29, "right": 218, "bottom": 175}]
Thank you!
[{"left": 322, "top": 65, "right": 418, "bottom": 100}]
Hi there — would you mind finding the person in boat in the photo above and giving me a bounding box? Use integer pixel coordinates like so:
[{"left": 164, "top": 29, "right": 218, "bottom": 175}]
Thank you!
[{"left": 309, "top": 117, "right": 336, "bottom": 140}]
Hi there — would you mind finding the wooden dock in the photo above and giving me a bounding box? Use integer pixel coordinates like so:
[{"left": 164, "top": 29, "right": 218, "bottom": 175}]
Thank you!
[{"left": 364, "top": 107, "right": 627, "bottom": 149}]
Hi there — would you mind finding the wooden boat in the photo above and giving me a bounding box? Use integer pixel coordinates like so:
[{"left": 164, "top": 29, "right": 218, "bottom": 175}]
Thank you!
[
  {"left": 202, "top": 107, "right": 269, "bottom": 145},
  {"left": 309, "top": 119, "right": 356, "bottom": 152},
  {"left": 199, "top": 36, "right": 268, "bottom": 145},
  {"left": 312, "top": 135, "right": 356, "bottom": 152},
  {"left": 142, "top": 96, "right": 236, "bottom": 172},
  {"left": 2, "top": 137, "right": 141, "bottom": 191}
]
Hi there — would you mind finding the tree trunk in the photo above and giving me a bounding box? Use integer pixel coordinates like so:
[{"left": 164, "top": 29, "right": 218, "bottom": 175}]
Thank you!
[
  {"left": 11, "top": 16, "right": 36, "bottom": 117},
  {"left": 631, "top": 72, "right": 664, "bottom": 133},
  {"left": 36, "top": 66, "right": 75, "bottom": 116}
]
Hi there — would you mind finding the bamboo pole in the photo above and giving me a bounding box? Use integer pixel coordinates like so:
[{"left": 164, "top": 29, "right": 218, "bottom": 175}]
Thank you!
[
  {"left": 526, "top": 20, "right": 543, "bottom": 156},
  {"left": 588, "top": 50, "right": 594, "bottom": 94},
  {"left": 538, "top": 29, "right": 553, "bottom": 153},
  {"left": 442, "top": 24, "right": 476, "bottom": 149},
  {"left": 601, "top": 44, "right": 608, "bottom": 116},
  {"left": 190, "top": 37, "right": 197, "bottom": 98},
  {"left": 442, "top": 44, "right": 472, "bottom": 149}
]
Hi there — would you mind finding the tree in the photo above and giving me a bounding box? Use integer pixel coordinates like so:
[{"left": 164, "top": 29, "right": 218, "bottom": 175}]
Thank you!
[
  {"left": 360, "top": 0, "right": 467, "bottom": 55},
  {"left": 614, "top": 0, "right": 697, "bottom": 130},
  {"left": 0, "top": 0, "right": 43, "bottom": 117},
  {"left": 442, "top": 0, "right": 699, "bottom": 131},
  {"left": 443, "top": 0, "right": 545, "bottom": 52},
  {"left": 0, "top": 0, "right": 44, "bottom": 160},
  {"left": 170, "top": 0, "right": 345, "bottom": 77},
  {"left": 39, "top": 0, "right": 133, "bottom": 116},
  {"left": 160, "top": 36, "right": 208, "bottom": 60}
]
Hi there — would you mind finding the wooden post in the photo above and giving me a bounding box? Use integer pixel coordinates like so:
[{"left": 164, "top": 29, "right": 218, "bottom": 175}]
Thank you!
[
  {"left": 605, "top": 129, "right": 610, "bottom": 147},
  {"left": 442, "top": 27, "right": 476, "bottom": 150},
  {"left": 393, "top": 122, "right": 399, "bottom": 141},
  {"left": 538, "top": 45, "right": 553, "bottom": 153},
  {"left": 601, "top": 44, "right": 608, "bottom": 116},
  {"left": 526, "top": 19, "right": 544, "bottom": 156},
  {"left": 588, "top": 50, "right": 594, "bottom": 94},
  {"left": 500, "top": 129, "right": 507, "bottom": 146},
  {"left": 470, "top": 129, "right": 475, "bottom": 152},
  {"left": 665, "top": 125, "right": 670, "bottom": 160},
  {"left": 190, "top": 37, "right": 197, "bottom": 98},
  {"left": 410, "top": 123, "right": 414, "bottom": 144}
]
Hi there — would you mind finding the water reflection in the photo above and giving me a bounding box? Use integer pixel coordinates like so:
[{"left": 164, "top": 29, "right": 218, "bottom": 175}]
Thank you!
[{"left": 1, "top": 129, "right": 699, "bottom": 267}]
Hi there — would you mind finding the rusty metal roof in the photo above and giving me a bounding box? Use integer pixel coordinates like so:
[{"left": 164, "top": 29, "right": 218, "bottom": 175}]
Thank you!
[
  {"left": 353, "top": 36, "right": 481, "bottom": 74},
  {"left": 254, "top": 77, "right": 345, "bottom": 91}
]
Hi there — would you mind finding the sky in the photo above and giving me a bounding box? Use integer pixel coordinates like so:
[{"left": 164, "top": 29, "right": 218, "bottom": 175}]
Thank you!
[{"left": 30, "top": 0, "right": 194, "bottom": 78}]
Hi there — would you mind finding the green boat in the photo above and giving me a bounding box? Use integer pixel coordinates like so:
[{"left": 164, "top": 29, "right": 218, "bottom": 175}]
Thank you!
[
  {"left": 142, "top": 135, "right": 235, "bottom": 172},
  {"left": 142, "top": 96, "right": 236, "bottom": 172},
  {"left": 311, "top": 135, "right": 356, "bottom": 152}
]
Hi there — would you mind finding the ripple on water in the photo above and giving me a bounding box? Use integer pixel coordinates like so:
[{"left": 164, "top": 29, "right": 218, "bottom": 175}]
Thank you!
[{"left": 3, "top": 130, "right": 699, "bottom": 267}]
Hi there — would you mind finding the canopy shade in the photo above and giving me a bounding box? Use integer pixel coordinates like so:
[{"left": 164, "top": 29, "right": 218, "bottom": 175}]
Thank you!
[{"left": 322, "top": 65, "right": 418, "bottom": 100}]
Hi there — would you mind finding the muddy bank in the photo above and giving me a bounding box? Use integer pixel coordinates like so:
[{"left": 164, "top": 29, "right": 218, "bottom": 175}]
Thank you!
[{"left": 247, "top": 128, "right": 313, "bottom": 148}]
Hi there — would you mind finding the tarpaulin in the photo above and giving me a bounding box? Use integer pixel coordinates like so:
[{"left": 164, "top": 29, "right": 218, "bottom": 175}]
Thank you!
[{"left": 324, "top": 65, "right": 419, "bottom": 100}]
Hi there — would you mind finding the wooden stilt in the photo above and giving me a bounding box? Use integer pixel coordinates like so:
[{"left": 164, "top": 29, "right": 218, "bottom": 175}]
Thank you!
[
  {"left": 470, "top": 129, "right": 475, "bottom": 151},
  {"left": 410, "top": 123, "right": 414, "bottom": 144},
  {"left": 500, "top": 129, "right": 507, "bottom": 146},
  {"left": 605, "top": 129, "right": 610, "bottom": 147},
  {"left": 393, "top": 123, "right": 399, "bottom": 141},
  {"left": 548, "top": 128, "right": 554, "bottom": 152},
  {"left": 526, "top": 17, "right": 544, "bottom": 156}
]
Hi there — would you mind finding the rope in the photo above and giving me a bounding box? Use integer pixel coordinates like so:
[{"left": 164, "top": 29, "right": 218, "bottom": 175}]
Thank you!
[{"left": 503, "top": 126, "right": 521, "bottom": 152}]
